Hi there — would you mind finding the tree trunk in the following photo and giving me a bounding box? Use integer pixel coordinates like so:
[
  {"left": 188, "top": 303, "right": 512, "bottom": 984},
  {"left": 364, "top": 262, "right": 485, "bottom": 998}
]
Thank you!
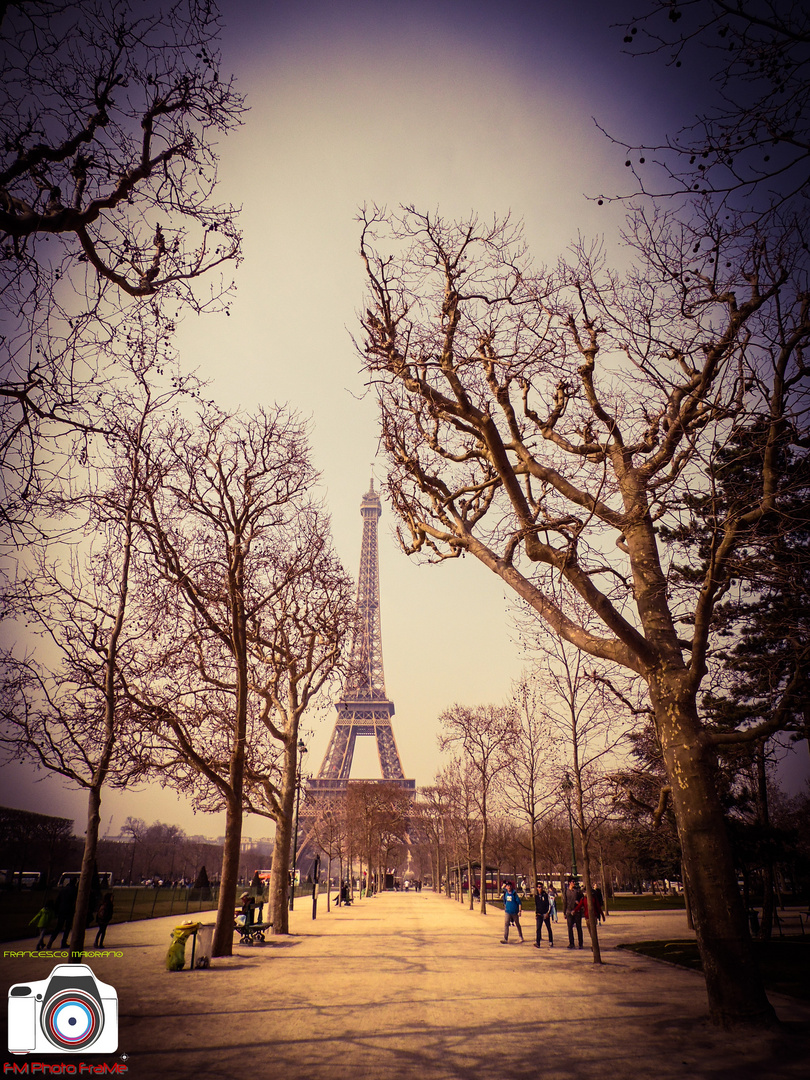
[
  {"left": 479, "top": 818, "right": 488, "bottom": 915},
  {"left": 580, "top": 838, "right": 602, "bottom": 965},
  {"left": 756, "top": 741, "right": 775, "bottom": 942},
  {"left": 212, "top": 795, "right": 242, "bottom": 957},
  {"left": 530, "top": 815, "right": 539, "bottom": 898},
  {"left": 681, "top": 858, "right": 695, "bottom": 931},
  {"left": 69, "top": 785, "right": 103, "bottom": 959},
  {"left": 269, "top": 735, "right": 298, "bottom": 934},
  {"left": 659, "top": 694, "right": 776, "bottom": 1028}
]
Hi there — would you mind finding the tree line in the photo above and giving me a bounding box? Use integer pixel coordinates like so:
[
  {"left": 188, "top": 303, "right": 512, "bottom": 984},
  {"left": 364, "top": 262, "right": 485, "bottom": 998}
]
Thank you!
[{"left": 0, "top": 0, "right": 355, "bottom": 961}]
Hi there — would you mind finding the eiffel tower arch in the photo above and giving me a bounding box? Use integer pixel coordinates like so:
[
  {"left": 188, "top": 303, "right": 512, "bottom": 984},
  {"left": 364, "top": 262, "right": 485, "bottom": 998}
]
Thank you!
[{"left": 308, "top": 479, "right": 415, "bottom": 797}]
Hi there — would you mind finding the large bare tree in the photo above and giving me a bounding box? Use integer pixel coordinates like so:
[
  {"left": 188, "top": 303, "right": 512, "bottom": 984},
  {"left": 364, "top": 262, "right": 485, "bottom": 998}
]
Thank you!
[
  {"left": 125, "top": 404, "right": 323, "bottom": 956},
  {"left": 356, "top": 201, "right": 809, "bottom": 1026},
  {"left": 0, "top": 0, "right": 243, "bottom": 537}
]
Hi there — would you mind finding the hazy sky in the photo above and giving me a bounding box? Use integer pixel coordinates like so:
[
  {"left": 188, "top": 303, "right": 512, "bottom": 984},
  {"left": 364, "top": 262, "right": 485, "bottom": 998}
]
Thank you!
[{"left": 7, "top": 0, "right": 808, "bottom": 839}]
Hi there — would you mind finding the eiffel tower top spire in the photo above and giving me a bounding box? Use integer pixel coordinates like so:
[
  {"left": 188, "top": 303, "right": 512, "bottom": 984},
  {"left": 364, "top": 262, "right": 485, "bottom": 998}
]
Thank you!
[{"left": 344, "top": 476, "right": 388, "bottom": 702}]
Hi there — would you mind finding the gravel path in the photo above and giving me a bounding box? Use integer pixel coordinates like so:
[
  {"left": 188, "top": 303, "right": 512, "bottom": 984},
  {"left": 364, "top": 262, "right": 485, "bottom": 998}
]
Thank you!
[{"left": 2, "top": 888, "right": 807, "bottom": 1079}]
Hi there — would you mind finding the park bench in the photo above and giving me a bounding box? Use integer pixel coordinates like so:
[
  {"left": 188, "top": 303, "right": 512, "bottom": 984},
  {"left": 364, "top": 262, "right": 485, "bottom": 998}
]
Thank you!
[
  {"left": 234, "top": 901, "right": 272, "bottom": 945},
  {"left": 772, "top": 909, "right": 809, "bottom": 937}
]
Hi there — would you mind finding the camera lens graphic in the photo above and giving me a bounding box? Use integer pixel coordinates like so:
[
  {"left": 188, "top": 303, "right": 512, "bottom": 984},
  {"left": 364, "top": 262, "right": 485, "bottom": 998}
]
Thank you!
[{"left": 42, "top": 988, "right": 103, "bottom": 1050}]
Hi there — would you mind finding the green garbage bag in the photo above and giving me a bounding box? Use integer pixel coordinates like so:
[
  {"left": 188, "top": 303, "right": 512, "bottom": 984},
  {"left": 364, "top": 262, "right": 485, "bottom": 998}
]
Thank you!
[{"left": 166, "top": 922, "right": 200, "bottom": 971}]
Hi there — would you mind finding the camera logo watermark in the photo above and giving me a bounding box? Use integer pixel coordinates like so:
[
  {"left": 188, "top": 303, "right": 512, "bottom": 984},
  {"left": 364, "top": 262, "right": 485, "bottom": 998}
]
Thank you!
[{"left": 7, "top": 964, "right": 118, "bottom": 1056}]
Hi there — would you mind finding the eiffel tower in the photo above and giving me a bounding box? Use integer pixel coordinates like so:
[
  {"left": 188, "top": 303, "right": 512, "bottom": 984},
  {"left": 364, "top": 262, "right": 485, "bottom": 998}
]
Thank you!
[{"left": 308, "top": 479, "right": 415, "bottom": 794}]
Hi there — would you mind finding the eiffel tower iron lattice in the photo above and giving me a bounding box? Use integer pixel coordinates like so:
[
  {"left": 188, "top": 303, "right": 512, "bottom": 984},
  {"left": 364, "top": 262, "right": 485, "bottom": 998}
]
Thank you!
[{"left": 308, "top": 479, "right": 415, "bottom": 795}]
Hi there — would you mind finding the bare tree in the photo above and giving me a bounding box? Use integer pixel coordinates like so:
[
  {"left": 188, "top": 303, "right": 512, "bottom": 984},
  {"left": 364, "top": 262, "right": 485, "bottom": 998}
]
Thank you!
[
  {"left": 500, "top": 674, "right": 556, "bottom": 890},
  {"left": 437, "top": 756, "right": 482, "bottom": 908},
  {"left": 416, "top": 785, "right": 450, "bottom": 893},
  {"left": 126, "top": 404, "right": 319, "bottom": 956},
  {"left": 356, "top": 201, "right": 809, "bottom": 1026},
  {"left": 537, "top": 633, "right": 631, "bottom": 964},
  {"left": 345, "top": 781, "right": 411, "bottom": 896},
  {"left": 439, "top": 703, "right": 515, "bottom": 915},
  {"left": 608, "top": 1, "right": 810, "bottom": 214},
  {"left": 243, "top": 537, "right": 355, "bottom": 934},
  {"left": 307, "top": 796, "right": 348, "bottom": 913},
  {"left": 0, "top": 0, "right": 243, "bottom": 536},
  {"left": 0, "top": 356, "right": 176, "bottom": 955}
]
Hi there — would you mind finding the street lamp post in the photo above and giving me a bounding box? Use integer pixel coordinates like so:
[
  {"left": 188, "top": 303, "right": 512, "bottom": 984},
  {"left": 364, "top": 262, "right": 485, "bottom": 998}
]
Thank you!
[
  {"left": 561, "top": 770, "right": 578, "bottom": 881},
  {"left": 289, "top": 739, "right": 307, "bottom": 911}
]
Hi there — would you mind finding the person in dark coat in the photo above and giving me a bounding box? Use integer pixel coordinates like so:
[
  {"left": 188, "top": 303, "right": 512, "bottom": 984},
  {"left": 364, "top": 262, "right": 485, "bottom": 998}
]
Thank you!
[
  {"left": 94, "top": 892, "right": 114, "bottom": 947},
  {"left": 534, "top": 885, "right": 554, "bottom": 948},
  {"left": 593, "top": 884, "right": 605, "bottom": 922},
  {"left": 564, "top": 879, "right": 585, "bottom": 949},
  {"left": 47, "top": 879, "right": 77, "bottom": 950}
]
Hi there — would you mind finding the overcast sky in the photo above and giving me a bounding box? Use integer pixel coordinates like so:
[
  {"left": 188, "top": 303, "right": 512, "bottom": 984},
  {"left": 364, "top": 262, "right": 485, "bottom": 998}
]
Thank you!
[{"left": 6, "top": 0, "right": 808, "bottom": 840}]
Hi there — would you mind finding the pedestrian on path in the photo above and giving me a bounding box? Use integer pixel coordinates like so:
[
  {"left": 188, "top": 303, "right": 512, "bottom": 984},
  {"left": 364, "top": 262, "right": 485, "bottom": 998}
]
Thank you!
[
  {"left": 534, "top": 885, "right": 554, "bottom": 948},
  {"left": 47, "top": 878, "right": 77, "bottom": 950},
  {"left": 548, "top": 884, "right": 558, "bottom": 921},
  {"left": 500, "top": 881, "right": 524, "bottom": 943},
  {"left": 94, "top": 892, "right": 114, "bottom": 947},
  {"left": 564, "top": 879, "right": 585, "bottom": 949},
  {"left": 593, "top": 884, "right": 606, "bottom": 922},
  {"left": 30, "top": 900, "right": 55, "bottom": 951}
]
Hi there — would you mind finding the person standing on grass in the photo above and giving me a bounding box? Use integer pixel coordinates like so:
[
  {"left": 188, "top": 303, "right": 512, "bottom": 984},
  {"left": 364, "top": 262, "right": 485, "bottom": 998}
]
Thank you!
[
  {"left": 534, "top": 885, "right": 554, "bottom": 948},
  {"left": 500, "top": 881, "right": 524, "bottom": 944}
]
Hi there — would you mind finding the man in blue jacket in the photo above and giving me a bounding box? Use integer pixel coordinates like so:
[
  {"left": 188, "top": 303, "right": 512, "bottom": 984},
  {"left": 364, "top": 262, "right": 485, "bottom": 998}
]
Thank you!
[{"left": 500, "top": 881, "right": 524, "bottom": 943}]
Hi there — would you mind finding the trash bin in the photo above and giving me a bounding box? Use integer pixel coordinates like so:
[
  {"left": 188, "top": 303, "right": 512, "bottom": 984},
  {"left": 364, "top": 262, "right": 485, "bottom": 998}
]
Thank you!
[
  {"left": 193, "top": 923, "right": 215, "bottom": 969},
  {"left": 166, "top": 922, "right": 200, "bottom": 971}
]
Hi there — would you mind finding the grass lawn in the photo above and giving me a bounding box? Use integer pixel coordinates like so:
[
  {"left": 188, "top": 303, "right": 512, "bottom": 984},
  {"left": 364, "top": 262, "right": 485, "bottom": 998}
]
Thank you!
[
  {"left": 617, "top": 938, "right": 810, "bottom": 1001},
  {"left": 0, "top": 887, "right": 221, "bottom": 945},
  {"left": 491, "top": 894, "right": 686, "bottom": 914}
]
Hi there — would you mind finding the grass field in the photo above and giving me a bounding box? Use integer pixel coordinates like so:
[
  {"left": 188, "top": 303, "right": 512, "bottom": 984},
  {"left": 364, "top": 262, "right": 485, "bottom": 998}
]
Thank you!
[
  {"left": 491, "top": 893, "right": 686, "bottom": 914},
  {"left": 617, "top": 938, "right": 810, "bottom": 1001},
  {"left": 1, "top": 886, "right": 222, "bottom": 945}
]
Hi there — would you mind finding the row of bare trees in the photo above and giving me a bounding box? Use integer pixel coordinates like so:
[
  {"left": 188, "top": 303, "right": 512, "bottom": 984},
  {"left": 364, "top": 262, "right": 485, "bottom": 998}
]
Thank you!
[
  {"left": 425, "top": 636, "right": 628, "bottom": 965},
  {"left": 305, "top": 782, "right": 414, "bottom": 906},
  {"left": 0, "top": 1, "right": 358, "bottom": 960},
  {"left": 1, "top": 382, "right": 356, "bottom": 955}
]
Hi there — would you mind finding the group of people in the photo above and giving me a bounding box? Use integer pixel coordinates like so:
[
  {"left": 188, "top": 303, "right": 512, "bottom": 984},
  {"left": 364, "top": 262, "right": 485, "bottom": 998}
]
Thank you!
[
  {"left": 30, "top": 879, "right": 115, "bottom": 950},
  {"left": 500, "top": 879, "right": 606, "bottom": 949}
]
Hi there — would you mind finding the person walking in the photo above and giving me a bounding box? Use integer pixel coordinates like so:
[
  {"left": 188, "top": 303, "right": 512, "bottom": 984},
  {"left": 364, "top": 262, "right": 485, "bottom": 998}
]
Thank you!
[
  {"left": 593, "top": 884, "right": 606, "bottom": 922},
  {"left": 47, "top": 878, "right": 77, "bottom": 950},
  {"left": 94, "top": 892, "right": 114, "bottom": 947},
  {"left": 30, "top": 900, "right": 55, "bottom": 951},
  {"left": 548, "top": 884, "right": 558, "bottom": 922},
  {"left": 534, "top": 885, "right": 554, "bottom": 948},
  {"left": 500, "top": 881, "right": 524, "bottom": 944},
  {"left": 564, "top": 879, "right": 585, "bottom": 949}
]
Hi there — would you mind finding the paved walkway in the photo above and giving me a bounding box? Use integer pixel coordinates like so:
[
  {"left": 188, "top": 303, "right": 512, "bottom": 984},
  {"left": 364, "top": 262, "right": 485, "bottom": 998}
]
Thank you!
[{"left": 2, "top": 889, "right": 808, "bottom": 1079}]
